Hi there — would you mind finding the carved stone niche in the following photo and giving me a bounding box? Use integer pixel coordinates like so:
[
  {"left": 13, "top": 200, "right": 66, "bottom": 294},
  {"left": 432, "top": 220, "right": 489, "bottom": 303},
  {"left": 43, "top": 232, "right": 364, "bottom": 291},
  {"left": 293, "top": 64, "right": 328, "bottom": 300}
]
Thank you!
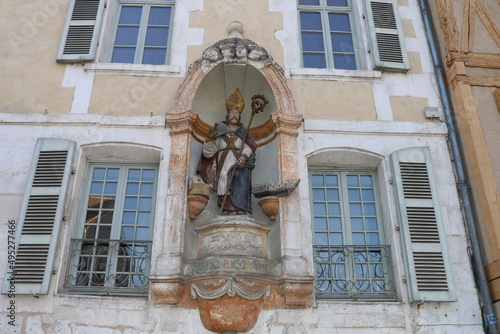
[{"left": 157, "top": 21, "right": 313, "bottom": 334}]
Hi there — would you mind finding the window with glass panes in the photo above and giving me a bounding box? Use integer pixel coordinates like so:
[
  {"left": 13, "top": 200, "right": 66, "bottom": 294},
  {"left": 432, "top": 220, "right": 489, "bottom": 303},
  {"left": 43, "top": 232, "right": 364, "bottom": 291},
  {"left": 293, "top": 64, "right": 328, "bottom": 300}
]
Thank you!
[
  {"left": 111, "top": 1, "right": 174, "bottom": 65},
  {"left": 298, "top": 0, "right": 357, "bottom": 70},
  {"left": 310, "top": 170, "right": 396, "bottom": 299},
  {"left": 65, "top": 164, "right": 157, "bottom": 295}
]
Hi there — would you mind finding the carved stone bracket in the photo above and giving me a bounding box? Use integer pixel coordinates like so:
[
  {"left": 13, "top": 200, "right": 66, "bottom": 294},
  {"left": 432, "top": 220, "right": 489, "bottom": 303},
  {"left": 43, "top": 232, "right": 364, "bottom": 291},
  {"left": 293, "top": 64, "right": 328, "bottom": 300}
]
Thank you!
[
  {"left": 190, "top": 275, "right": 273, "bottom": 333},
  {"left": 149, "top": 278, "right": 185, "bottom": 305},
  {"left": 165, "top": 110, "right": 193, "bottom": 134},
  {"left": 272, "top": 112, "right": 303, "bottom": 137},
  {"left": 279, "top": 279, "right": 314, "bottom": 308}
]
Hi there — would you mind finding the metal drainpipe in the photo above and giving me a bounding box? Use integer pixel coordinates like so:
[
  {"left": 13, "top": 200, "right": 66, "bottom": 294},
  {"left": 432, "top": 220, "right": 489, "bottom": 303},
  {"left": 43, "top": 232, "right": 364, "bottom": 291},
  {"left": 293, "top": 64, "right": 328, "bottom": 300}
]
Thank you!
[{"left": 417, "top": 0, "right": 498, "bottom": 332}]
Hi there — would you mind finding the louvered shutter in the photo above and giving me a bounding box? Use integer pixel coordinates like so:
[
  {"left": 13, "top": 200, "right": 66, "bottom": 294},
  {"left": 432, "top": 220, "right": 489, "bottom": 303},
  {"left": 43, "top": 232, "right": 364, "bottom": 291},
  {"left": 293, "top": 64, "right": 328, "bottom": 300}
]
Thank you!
[
  {"left": 391, "top": 147, "right": 455, "bottom": 302},
  {"left": 2, "top": 139, "right": 76, "bottom": 295},
  {"left": 57, "top": 0, "right": 105, "bottom": 62},
  {"left": 364, "top": 0, "right": 409, "bottom": 71}
]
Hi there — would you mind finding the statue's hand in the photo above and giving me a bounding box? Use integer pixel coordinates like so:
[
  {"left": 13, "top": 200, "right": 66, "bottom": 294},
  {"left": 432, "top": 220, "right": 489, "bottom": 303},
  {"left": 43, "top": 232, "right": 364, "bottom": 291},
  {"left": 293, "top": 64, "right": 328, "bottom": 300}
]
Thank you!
[
  {"left": 236, "top": 155, "right": 247, "bottom": 169},
  {"left": 206, "top": 123, "right": 218, "bottom": 141}
]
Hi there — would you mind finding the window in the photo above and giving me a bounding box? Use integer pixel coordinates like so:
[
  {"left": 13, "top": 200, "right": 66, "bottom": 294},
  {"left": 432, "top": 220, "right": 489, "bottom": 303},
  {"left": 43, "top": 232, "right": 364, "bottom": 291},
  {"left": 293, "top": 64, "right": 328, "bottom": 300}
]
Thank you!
[
  {"left": 57, "top": 0, "right": 175, "bottom": 65},
  {"left": 310, "top": 170, "right": 396, "bottom": 300},
  {"left": 110, "top": 1, "right": 174, "bottom": 65},
  {"left": 65, "top": 164, "right": 158, "bottom": 296},
  {"left": 298, "top": 0, "right": 409, "bottom": 71},
  {"left": 299, "top": 0, "right": 357, "bottom": 70}
]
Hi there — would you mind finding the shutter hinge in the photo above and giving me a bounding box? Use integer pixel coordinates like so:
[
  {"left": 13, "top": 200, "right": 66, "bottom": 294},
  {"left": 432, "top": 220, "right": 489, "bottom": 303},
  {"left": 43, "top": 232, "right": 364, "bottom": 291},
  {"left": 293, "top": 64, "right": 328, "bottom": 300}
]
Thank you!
[
  {"left": 402, "top": 275, "right": 406, "bottom": 283},
  {"left": 388, "top": 178, "right": 393, "bottom": 184},
  {"left": 71, "top": 169, "right": 76, "bottom": 174},
  {"left": 395, "top": 226, "right": 400, "bottom": 231}
]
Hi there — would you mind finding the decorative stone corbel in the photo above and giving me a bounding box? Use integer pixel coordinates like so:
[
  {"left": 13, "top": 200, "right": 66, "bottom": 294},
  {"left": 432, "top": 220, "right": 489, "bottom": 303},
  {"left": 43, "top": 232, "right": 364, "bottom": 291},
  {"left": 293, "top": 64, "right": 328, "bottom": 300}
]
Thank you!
[{"left": 191, "top": 276, "right": 271, "bottom": 333}]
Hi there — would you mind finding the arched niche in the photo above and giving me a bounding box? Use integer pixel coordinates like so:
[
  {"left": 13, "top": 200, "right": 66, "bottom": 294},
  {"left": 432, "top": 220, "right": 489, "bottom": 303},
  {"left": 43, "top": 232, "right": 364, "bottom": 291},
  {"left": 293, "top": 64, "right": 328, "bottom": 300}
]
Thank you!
[
  {"left": 163, "top": 22, "right": 304, "bottom": 281},
  {"left": 185, "top": 62, "right": 283, "bottom": 262}
]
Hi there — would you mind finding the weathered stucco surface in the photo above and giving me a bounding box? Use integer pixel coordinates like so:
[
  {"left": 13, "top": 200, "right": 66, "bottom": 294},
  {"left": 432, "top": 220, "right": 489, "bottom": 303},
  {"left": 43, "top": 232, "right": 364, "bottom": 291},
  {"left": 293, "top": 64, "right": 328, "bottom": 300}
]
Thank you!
[{"left": 0, "top": 0, "right": 487, "bottom": 332}]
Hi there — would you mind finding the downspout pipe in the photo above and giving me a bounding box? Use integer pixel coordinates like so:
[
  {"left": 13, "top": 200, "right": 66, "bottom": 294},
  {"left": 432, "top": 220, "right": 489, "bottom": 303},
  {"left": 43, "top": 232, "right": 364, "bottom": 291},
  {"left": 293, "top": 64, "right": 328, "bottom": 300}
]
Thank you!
[{"left": 417, "top": 0, "right": 498, "bottom": 332}]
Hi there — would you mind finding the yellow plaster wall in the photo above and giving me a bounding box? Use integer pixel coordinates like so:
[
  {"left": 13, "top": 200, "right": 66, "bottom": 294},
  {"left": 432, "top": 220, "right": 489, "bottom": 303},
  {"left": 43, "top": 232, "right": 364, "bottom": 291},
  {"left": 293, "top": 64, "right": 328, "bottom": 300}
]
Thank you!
[
  {"left": 401, "top": 19, "right": 416, "bottom": 38},
  {"left": 289, "top": 80, "right": 376, "bottom": 120},
  {"left": 407, "top": 52, "right": 423, "bottom": 74},
  {"left": 0, "top": 0, "right": 74, "bottom": 113},
  {"left": 188, "top": 0, "right": 284, "bottom": 67},
  {"left": 88, "top": 75, "right": 184, "bottom": 116},
  {"left": 471, "top": 0, "right": 500, "bottom": 54},
  {"left": 390, "top": 96, "right": 429, "bottom": 122}
]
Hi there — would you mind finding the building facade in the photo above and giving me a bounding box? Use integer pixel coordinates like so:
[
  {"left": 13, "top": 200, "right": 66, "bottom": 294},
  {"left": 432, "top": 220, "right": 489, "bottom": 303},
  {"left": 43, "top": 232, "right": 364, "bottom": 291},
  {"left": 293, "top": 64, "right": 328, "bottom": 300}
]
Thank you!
[
  {"left": 0, "top": 0, "right": 487, "bottom": 333},
  {"left": 425, "top": 0, "right": 500, "bottom": 322}
]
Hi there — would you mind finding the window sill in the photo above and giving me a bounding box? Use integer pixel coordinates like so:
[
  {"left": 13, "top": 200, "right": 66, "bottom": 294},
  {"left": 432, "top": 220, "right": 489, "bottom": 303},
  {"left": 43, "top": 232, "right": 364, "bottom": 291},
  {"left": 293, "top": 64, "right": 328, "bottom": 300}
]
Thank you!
[
  {"left": 290, "top": 68, "right": 382, "bottom": 82},
  {"left": 315, "top": 299, "right": 400, "bottom": 304},
  {"left": 84, "top": 62, "right": 182, "bottom": 77},
  {"left": 64, "top": 287, "right": 149, "bottom": 297}
]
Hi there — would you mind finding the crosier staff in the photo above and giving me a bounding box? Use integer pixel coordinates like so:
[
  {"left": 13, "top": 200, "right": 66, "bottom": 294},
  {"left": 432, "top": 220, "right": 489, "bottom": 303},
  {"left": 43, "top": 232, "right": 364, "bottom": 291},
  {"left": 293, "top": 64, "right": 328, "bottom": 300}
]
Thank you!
[{"left": 219, "top": 94, "right": 268, "bottom": 215}]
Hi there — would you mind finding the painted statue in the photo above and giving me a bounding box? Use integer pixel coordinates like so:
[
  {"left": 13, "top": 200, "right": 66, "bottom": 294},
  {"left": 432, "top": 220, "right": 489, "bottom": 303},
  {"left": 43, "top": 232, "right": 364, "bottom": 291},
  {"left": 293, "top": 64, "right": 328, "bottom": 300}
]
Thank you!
[{"left": 198, "top": 88, "right": 257, "bottom": 215}]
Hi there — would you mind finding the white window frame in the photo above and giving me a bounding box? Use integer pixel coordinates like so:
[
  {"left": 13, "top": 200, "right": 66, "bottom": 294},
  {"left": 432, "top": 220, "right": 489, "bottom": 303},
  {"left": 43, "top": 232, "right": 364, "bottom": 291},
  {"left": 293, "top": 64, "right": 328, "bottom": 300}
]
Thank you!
[
  {"left": 309, "top": 169, "right": 396, "bottom": 300},
  {"left": 65, "top": 163, "right": 158, "bottom": 296},
  {"left": 107, "top": 0, "right": 175, "bottom": 65},
  {"left": 298, "top": 0, "right": 362, "bottom": 70},
  {"left": 296, "top": 0, "right": 409, "bottom": 72}
]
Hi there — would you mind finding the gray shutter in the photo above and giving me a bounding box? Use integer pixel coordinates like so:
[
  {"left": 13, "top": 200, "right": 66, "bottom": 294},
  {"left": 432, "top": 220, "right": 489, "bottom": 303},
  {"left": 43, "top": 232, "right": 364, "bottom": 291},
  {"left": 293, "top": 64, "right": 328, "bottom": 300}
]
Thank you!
[
  {"left": 391, "top": 147, "right": 455, "bottom": 302},
  {"left": 57, "top": 0, "right": 105, "bottom": 62},
  {"left": 2, "top": 139, "right": 76, "bottom": 295},
  {"left": 365, "top": 0, "right": 409, "bottom": 71}
]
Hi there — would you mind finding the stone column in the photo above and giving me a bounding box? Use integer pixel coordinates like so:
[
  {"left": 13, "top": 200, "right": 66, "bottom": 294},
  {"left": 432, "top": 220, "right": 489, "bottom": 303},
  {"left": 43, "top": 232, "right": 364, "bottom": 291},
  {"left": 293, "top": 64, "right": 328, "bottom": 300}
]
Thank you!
[{"left": 150, "top": 110, "right": 193, "bottom": 304}]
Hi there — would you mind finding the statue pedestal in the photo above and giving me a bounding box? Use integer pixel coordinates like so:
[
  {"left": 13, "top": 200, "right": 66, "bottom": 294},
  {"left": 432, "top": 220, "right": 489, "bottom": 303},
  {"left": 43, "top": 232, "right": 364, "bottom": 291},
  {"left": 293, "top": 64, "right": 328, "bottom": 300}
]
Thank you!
[
  {"left": 187, "top": 216, "right": 276, "bottom": 333},
  {"left": 150, "top": 216, "right": 313, "bottom": 333},
  {"left": 194, "top": 216, "right": 271, "bottom": 259}
]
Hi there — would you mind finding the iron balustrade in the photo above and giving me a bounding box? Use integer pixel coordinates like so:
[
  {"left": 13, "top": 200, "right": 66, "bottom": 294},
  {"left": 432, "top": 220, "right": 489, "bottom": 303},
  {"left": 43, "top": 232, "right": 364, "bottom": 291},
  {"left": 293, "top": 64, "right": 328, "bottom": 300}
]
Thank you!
[
  {"left": 313, "top": 245, "right": 396, "bottom": 300},
  {"left": 65, "top": 239, "right": 152, "bottom": 296}
]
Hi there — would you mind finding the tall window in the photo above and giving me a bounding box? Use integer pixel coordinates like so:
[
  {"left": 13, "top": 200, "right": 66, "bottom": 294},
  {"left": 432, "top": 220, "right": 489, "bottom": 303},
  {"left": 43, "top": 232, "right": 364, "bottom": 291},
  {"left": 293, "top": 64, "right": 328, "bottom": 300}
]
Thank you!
[
  {"left": 66, "top": 164, "right": 158, "bottom": 296},
  {"left": 310, "top": 170, "right": 396, "bottom": 300},
  {"left": 111, "top": 1, "right": 174, "bottom": 65},
  {"left": 298, "top": 0, "right": 357, "bottom": 70}
]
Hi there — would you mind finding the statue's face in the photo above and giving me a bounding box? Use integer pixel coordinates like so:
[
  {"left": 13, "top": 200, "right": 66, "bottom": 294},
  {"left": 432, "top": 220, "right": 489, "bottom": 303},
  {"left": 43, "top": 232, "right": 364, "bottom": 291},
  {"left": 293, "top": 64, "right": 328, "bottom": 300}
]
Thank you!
[{"left": 228, "top": 109, "right": 240, "bottom": 125}]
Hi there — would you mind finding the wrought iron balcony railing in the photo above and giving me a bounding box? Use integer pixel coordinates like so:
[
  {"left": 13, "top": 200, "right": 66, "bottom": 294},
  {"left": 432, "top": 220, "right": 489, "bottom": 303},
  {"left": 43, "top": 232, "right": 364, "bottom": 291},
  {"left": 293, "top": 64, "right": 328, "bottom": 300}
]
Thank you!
[
  {"left": 65, "top": 239, "right": 152, "bottom": 296},
  {"left": 313, "top": 245, "right": 396, "bottom": 300}
]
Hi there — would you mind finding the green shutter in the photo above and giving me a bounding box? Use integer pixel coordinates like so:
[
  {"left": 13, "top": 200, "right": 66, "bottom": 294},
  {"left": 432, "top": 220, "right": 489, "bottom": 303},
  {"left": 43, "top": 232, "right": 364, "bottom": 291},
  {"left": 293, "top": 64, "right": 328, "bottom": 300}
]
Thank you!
[
  {"left": 391, "top": 147, "right": 455, "bottom": 302},
  {"left": 2, "top": 139, "right": 76, "bottom": 295},
  {"left": 365, "top": 0, "right": 409, "bottom": 71},
  {"left": 57, "top": 0, "right": 105, "bottom": 62}
]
